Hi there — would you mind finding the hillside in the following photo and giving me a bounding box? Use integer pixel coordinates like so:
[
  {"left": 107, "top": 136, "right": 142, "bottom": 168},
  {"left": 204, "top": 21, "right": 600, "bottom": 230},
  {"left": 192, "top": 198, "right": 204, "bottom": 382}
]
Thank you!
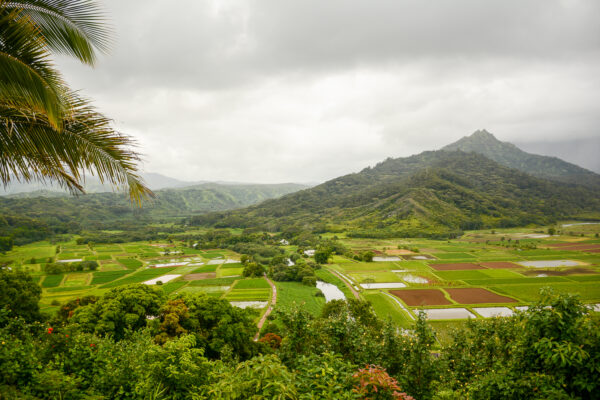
[
  {"left": 0, "top": 172, "right": 200, "bottom": 195},
  {"left": 193, "top": 151, "right": 600, "bottom": 237},
  {"left": 0, "top": 182, "right": 306, "bottom": 244},
  {"left": 443, "top": 130, "right": 600, "bottom": 188}
]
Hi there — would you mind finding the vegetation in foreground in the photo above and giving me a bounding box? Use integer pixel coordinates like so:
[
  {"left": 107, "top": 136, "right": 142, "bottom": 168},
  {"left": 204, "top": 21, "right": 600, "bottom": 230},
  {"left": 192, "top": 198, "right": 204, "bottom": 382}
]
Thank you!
[{"left": 1, "top": 267, "right": 599, "bottom": 399}]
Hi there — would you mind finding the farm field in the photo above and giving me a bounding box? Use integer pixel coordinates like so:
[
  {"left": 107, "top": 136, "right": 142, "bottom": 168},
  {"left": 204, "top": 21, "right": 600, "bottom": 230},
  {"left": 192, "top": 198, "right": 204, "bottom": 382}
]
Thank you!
[
  {"left": 332, "top": 224, "right": 600, "bottom": 330},
  {"left": 1, "top": 223, "right": 600, "bottom": 336}
]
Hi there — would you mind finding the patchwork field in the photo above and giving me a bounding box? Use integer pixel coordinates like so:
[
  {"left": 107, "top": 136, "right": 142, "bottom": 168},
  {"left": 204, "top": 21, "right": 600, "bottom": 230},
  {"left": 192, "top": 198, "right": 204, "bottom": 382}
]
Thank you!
[
  {"left": 332, "top": 225, "right": 600, "bottom": 328},
  {"left": 2, "top": 223, "right": 600, "bottom": 335}
]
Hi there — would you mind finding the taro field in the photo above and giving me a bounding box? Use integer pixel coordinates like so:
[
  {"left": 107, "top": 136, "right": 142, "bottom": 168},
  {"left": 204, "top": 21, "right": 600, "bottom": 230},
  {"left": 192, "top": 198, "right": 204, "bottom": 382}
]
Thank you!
[
  {"left": 2, "top": 222, "right": 600, "bottom": 336},
  {"left": 327, "top": 223, "right": 600, "bottom": 334},
  {"left": 0, "top": 239, "right": 278, "bottom": 322}
]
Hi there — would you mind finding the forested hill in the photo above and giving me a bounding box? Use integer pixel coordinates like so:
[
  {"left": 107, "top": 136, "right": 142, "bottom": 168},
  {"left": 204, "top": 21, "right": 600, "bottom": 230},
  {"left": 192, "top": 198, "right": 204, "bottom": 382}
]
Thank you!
[
  {"left": 192, "top": 151, "right": 600, "bottom": 237},
  {"left": 443, "top": 130, "right": 600, "bottom": 188},
  {"left": 0, "top": 183, "right": 306, "bottom": 244}
]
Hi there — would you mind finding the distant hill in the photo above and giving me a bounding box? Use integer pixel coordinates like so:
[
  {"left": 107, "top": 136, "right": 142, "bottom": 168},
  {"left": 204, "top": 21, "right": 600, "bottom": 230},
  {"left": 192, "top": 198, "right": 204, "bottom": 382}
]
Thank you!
[
  {"left": 0, "top": 172, "right": 200, "bottom": 195},
  {"left": 193, "top": 150, "right": 600, "bottom": 237},
  {"left": 0, "top": 182, "right": 307, "bottom": 244},
  {"left": 442, "top": 130, "right": 600, "bottom": 188}
]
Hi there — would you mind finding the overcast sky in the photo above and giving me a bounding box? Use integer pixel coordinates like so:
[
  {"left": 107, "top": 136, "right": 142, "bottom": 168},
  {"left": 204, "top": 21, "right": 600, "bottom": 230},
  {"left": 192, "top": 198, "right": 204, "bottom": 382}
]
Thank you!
[{"left": 58, "top": 0, "right": 600, "bottom": 183}]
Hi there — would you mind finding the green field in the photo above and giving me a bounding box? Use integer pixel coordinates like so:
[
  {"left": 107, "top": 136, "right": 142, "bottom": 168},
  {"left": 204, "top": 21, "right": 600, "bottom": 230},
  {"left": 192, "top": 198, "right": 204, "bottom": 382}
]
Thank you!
[
  {"left": 275, "top": 281, "right": 325, "bottom": 316},
  {"left": 1, "top": 224, "right": 598, "bottom": 329}
]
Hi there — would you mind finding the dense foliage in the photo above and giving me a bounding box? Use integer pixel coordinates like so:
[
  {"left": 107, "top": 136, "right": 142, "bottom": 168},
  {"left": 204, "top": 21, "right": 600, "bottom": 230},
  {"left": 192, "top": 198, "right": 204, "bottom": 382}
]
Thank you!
[
  {"left": 1, "top": 277, "right": 598, "bottom": 399},
  {"left": 0, "top": 183, "right": 305, "bottom": 245}
]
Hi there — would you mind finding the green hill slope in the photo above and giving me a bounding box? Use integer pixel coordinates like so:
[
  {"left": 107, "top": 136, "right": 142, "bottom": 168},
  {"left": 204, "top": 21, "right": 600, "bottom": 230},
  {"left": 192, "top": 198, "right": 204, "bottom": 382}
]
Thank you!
[
  {"left": 193, "top": 151, "right": 600, "bottom": 237},
  {"left": 442, "top": 130, "right": 600, "bottom": 188},
  {"left": 0, "top": 183, "right": 306, "bottom": 244}
]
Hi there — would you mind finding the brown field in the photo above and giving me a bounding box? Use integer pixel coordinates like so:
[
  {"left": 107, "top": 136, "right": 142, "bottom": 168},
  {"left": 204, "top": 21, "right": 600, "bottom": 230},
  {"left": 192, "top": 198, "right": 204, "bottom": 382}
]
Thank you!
[
  {"left": 445, "top": 288, "right": 517, "bottom": 304},
  {"left": 480, "top": 262, "right": 521, "bottom": 269},
  {"left": 546, "top": 243, "right": 600, "bottom": 251},
  {"left": 183, "top": 273, "right": 217, "bottom": 281},
  {"left": 386, "top": 249, "right": 415, "bottom": 255},
  {"left": 430, "top": 263, "right": 484, "bottom": 271},
  {"left": 390, "top": 289, "right": 452, "bottom": 306},
  {"left": 522, "top": 267, "right": 596, "bottom": 276}
]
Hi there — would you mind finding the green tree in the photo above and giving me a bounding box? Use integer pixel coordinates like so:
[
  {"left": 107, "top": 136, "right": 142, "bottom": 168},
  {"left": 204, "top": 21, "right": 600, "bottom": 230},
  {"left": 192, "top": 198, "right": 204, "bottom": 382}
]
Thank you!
[
  {"left": 0, "top": 236, "right": 13, "bottom": 252},
  {"left": 71, "top": 284, "right": 165, "bottom": 340},
  {"left": 0, "top": 0, "right": 151, "bottom": 201},
  {"left": 206, "top": 354, "right": 297, "bottom": 399},
  {"left": 242, "top": 262, "right": 265, "bottom": 278},
  {"left": 161, "top": 293, "right": 258, "bottom": 360},
  {"left": 314, "top": 250, "right": 330, "bottom": 264},
  {"left": 362, "top": 251, "right": 375, "bottom": 262},
  {"left": 0, "top": 269, "right": 41, "bottom": 324}
]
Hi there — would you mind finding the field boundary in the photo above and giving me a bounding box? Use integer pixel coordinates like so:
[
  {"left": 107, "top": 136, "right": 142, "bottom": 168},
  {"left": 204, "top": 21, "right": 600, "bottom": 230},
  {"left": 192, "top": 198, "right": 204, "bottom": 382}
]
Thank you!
[{"left": 254, "top": 277, "right": 277, "bottom": 340}]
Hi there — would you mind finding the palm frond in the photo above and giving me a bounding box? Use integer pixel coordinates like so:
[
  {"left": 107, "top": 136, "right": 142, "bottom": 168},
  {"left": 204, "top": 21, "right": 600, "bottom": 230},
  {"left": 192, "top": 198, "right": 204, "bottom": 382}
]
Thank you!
[
  {"left": 4, "top": 0, "right": 112, "bottom": 65},
  {"left": 0, "top": 96, "right": 154, "bottom": 203},
  {"left": 0, "top": 6, "right": 67, "bottom": 128}
]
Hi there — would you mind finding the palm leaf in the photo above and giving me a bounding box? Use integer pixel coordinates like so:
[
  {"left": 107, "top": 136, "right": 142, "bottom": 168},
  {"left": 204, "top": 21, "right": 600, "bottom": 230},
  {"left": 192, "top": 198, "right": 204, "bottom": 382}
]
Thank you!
[
  {"left": 0, "top": 5, "right": 67, "bottom": 128},
  {"left": 0, "top": 95, "right": 154, "bottom": 203},
  {"left": 4, "top": 0, "right": 111, "bottom": 65}
]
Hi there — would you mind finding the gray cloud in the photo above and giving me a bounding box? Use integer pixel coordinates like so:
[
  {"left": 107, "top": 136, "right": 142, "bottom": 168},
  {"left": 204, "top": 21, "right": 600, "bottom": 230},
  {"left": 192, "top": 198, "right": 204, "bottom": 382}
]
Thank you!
[{"left": 57, "top": 0, "right": 600, "bottom": 183}]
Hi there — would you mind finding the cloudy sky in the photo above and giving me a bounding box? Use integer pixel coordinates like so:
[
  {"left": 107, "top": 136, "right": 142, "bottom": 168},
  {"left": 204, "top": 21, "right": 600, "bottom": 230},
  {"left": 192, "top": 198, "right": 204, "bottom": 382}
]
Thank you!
[{"left": 58, "top": 0, "right": 600, "bottom": 183}]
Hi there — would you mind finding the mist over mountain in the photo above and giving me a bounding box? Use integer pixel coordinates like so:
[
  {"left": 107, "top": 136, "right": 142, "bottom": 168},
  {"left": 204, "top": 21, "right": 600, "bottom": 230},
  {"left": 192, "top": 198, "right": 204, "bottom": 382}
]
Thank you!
[
  {"left": 191, "top": 133, "right": 600, "bottom": 237},
  {"left": 442, "top": 130, "right": 600, "bottom": 188},
  {"left": 513, "top": 137, "right": 600, "bottom": 174}
]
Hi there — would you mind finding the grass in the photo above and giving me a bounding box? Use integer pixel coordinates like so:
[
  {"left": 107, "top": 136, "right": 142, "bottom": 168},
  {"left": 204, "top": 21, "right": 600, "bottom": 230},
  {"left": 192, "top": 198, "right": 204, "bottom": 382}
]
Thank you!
[
  {"left": 41, "top": 274, "right": 63, "bottom": 288},
  {"left": 567, "top": 275, "right": 600, "bottom": 282},
  {"left": 180, "top": 286, "right": 227, "bottom": 296},
  {"left": 220, "top": 262, "right": 243, "bottom": 269},
  {"left": 434, "top": 252, "right": 477, "bottom": 260},
  {"left": 225, "top": 288, "right": 271, "bottom": 301},
  {"left": 162, "top": 281, "right": 188, "bottom": 295},
  {"left": 492, "top": 282, "right": 600, "bottom": 302},
  {"left": 217, "top": 267, "right": 244, "bottom": 277},
  {"left": 363, "top": 292, "right": 412, "bottom": 327},
  {"left": 64, "top": 273, "right": 90, "bottom": 287},
  {"left": 190, "top": 265, "right": 218, "bottom": 273},
  {"left": 100, "top": 267, "right": 177, "bottom": 288},
  {"left": 275, "top": 281, "right": 325, "bottom": 316},
  {"left": 234, "top": 278, "right": 270, "bottom": 289},
  {"left": 117, "top": 258, "right": 143, "bottom": 269},
  {"left": 91, "top": 270, "right": 131, "bottom": 285},
  {"left": 464, "top": 277, "right": 571, "bottom": 285},
  {"left": 337, "top": 261, "right": 401, "bottom": 272},
  {"left": 46, "top": 286, "right": 90, "bottom": 293},
  {"left": 100, "top": 264, "right": 123, "bottom": 272},
  {"left": 188, "top": 277, "right": 238, "bottom": 286},
  {"left": 348, "top": 271, "right": 403, "bottom": 283},
  {"left": 433, "top": 270, "right": 492, "bottom": 281}
]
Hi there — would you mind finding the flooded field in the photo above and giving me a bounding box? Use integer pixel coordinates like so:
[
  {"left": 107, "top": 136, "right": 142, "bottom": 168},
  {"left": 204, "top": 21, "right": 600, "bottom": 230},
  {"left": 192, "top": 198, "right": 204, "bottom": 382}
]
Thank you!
[
  {"left": 423, "top": 308, "right": 476, "bottom": 320},
  {"left": 316, "top": 281, "right": 345, "bottom": 302},
  {"left": 520, "top": 260, "right": 580, "bottom": 268}
]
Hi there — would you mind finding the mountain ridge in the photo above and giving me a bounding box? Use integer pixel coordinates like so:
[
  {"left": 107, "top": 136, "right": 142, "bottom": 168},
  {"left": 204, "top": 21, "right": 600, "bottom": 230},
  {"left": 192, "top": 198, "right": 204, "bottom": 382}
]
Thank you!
[
  {"left": 442, "top": 129, "right": 600, "bottom": 188},
  {"left": 191, "top": 144, "right": 600, "bottom": 237}
]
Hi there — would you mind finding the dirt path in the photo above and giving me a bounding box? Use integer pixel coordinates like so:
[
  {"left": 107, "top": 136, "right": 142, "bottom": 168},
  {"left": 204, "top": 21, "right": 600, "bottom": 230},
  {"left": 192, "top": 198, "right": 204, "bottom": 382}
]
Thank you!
[
  {"left": 328, "top": 269, "right": 360, "bottom": 299},
  {"left": 254, "top": 277, "right": 277, "bottom": 340}
]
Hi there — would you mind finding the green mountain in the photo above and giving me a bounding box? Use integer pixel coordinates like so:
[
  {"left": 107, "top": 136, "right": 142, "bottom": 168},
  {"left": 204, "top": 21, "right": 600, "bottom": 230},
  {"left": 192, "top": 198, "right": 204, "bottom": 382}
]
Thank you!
[
  {"left": 0, "top": 182, "right": 306, "bottom": 244},
  {"left": 193, "top": 151, "right": 600, "bottom": 237},
  {"left": 442, "top": 130, "right": 600, "bottom": 188}
]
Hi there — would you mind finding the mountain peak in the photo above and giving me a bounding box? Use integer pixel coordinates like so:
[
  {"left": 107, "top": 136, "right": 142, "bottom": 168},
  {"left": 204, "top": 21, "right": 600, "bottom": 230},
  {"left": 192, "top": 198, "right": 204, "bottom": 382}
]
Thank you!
[
  {"left": 470, "top": 129, "right": 495, "bottom": 139},
  {"left": 442, "top": 130, "right": 599, "bottom": 188}
]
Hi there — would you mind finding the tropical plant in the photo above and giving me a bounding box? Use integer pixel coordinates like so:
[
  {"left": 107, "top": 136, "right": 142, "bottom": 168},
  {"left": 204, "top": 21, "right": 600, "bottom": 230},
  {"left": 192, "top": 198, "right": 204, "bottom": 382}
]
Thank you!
[{"left": 0, "top": 0, "right": 151, "bottom": 202}]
